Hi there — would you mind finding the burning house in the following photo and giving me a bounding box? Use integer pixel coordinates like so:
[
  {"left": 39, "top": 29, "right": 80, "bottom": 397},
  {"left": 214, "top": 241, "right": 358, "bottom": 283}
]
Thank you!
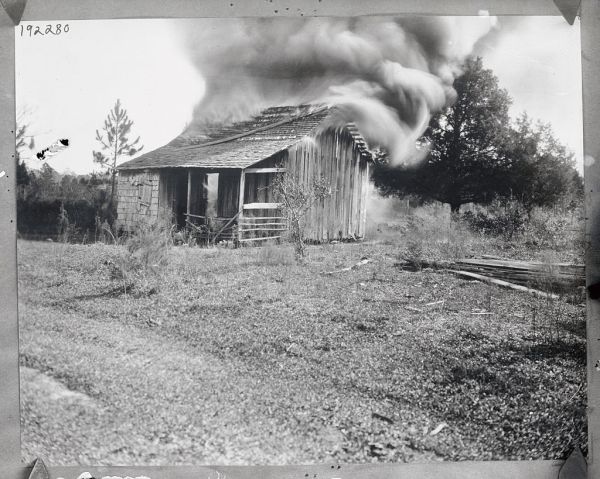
[
  {"left": 116, "top": 104, "right": 374, "bottom": 243},
  {"left": 115, "top": 17, "right": 484, "bottom": 243}
]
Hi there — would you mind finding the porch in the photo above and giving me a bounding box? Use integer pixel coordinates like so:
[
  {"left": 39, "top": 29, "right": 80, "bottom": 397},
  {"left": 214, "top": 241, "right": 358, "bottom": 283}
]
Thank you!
[{"left": 159, "top": 167, "right": 287, "bottom": 244}]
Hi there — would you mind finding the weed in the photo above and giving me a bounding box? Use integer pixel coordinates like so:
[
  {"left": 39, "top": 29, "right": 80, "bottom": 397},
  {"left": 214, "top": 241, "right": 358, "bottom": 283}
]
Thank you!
[
  {"left": 256, "top": 243, "right": 295, "bottom": 266},
  {"left": 521, "top": 206, "right": 585, "bottom": 258},
  {"left": 369, "top": 199, "right": 583, "bottom": 264},
  {"left": 396, "top": 211, "right": 473, "bottom": 266},
  {"left": 461, "top": 200, "right": 526, "bottom": 240},
  {"left": 109, "top": 217, "right": 174, "bottom": 295},
  {"left": 57, "top": 203, "right": 77, "bottom": 243}
]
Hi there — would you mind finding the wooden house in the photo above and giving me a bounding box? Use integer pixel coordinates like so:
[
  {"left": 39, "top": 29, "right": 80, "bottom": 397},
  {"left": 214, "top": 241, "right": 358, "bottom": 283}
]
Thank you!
[{"left": 116, "top": 105, "right": 374, "bottom": 243}]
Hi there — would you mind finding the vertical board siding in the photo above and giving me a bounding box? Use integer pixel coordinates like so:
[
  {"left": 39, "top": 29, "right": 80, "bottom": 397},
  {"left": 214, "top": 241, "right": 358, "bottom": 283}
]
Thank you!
[{"left": 282, "top": 127, "right": 370, "bottom": 242}]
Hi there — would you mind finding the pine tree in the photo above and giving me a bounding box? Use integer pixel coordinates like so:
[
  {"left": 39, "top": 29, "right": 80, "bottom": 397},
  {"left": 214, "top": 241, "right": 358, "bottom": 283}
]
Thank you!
[{"left": 93, "top": 99, "right": 143, "bottom": 211}]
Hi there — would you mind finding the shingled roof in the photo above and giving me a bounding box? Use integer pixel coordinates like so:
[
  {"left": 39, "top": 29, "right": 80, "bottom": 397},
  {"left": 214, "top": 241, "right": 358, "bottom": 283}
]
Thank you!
[{"left": 117, "top": 104, "right": 373, "bottom": 171}]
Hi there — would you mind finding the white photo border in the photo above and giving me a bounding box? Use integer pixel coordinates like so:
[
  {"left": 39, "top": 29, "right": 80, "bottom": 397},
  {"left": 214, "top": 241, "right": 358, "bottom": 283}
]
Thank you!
[{"left": 0, "top": 1, "right": 595, "bottom": 478}]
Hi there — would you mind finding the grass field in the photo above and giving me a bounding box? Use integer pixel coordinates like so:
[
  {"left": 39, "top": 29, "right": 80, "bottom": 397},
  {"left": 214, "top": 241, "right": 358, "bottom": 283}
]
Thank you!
[{"left": 18, "top": 211, "right": 587, "bottom": 465}]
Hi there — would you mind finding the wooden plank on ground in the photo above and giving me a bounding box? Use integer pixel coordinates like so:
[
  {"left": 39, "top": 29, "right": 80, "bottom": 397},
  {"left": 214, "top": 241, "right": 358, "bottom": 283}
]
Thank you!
[{"left": 450, "top": 270, "right": 560, "bottom": 300}]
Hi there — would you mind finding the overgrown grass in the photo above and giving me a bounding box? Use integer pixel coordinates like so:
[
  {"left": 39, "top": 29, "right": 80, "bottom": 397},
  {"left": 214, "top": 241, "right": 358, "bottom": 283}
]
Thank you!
[
  {"left": 18, "top": 235, "right": 586, "bottom": 465},
  {"left": 370, "top": 201, "right": 584, "bottom": 266}
]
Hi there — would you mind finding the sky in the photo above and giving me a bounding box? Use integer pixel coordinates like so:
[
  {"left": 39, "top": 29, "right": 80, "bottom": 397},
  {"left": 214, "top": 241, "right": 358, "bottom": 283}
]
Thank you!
[{"left": 15, "top": 16, "right": 583, "bottom": 175}]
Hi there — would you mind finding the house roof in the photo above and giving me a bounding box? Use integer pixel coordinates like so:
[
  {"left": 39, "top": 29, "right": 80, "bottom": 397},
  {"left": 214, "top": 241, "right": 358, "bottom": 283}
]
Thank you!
[{"left": 117, "top": 104, "right": 373, "bottom": 171}]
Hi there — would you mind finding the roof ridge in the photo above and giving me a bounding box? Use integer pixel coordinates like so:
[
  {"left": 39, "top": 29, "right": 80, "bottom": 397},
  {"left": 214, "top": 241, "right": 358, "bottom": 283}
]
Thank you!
[{"left": 178, "top": 105, "right": 330, "bottom": 151}]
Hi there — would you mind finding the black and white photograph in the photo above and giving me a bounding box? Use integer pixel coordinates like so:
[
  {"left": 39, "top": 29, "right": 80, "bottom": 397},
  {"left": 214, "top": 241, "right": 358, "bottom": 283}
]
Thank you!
[{"left": 14, "top": 14, "right": 587, "bottom": 466}]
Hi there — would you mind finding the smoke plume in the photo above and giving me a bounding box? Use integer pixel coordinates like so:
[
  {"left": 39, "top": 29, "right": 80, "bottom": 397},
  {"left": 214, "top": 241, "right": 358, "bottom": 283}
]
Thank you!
[{"left": 181, "top": 16, "right": 496, "bottom": 165}]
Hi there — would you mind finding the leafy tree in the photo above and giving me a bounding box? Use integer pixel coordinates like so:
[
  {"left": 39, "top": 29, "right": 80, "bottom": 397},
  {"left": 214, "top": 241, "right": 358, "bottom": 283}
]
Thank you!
[
  {"left": 505, "top": 114, "right": 582, "bottom": 209},
  {"left": 426, "top": 57, "right": 512, "bottom": 212},
  {"left": 93, "top": 99, "right": 143, "bottom": 211},
  {"left": 373, "top": 57, "right": 513, "bottom": 212},
  {"left": 373, "top": 57, "right": 581, "bottom": 212}
]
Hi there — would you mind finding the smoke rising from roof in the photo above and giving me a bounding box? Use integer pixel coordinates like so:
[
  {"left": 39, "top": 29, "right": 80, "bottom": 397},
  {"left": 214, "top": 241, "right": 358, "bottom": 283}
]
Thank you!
[{"left": 182, "top": 16, "right": 497, "bottom": 165}]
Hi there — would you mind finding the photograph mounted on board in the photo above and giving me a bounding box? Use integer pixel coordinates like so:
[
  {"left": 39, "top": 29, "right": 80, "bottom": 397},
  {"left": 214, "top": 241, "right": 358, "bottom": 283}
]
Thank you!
[{"left": 15, "top": 15, "right": 586, "bottom": 465}]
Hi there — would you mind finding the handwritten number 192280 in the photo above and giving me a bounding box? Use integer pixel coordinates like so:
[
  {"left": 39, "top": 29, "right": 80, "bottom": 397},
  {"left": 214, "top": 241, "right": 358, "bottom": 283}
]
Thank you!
[{"left": 20, "top": 24, "right": 70, "bottom": 37}]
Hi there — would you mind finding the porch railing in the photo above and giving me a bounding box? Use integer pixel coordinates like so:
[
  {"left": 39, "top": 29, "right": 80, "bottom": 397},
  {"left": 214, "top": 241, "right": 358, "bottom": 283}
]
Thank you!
[
  {"left": 184, "top": 213, "right": 238, "bottom": 245},
  {"left": 237, "top": 216, "right": 287, "bottom": 243}
]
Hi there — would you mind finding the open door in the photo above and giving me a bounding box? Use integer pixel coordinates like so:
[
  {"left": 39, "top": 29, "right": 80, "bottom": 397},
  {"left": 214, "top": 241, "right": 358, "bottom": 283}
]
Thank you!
[{"left": 159, "top": 169, "right": 207, "bottom": 229}]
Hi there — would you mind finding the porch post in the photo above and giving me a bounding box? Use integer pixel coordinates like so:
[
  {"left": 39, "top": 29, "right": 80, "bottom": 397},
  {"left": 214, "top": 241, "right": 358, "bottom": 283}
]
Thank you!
[
  {"left": 186, "top": 169, "right": 192, "bottom": 221},
  {"left": 238, "top": 168, "right": 246, "bottom": 242}
]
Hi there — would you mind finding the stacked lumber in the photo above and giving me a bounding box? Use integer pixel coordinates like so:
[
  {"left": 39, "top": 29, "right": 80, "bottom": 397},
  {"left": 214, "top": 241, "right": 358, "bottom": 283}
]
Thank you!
[
  {"left": 396, "top": 257, "right": 584, "bottom": 297},
  {"left": 454, "top": 258, "right": 585, "bottom": 291}
]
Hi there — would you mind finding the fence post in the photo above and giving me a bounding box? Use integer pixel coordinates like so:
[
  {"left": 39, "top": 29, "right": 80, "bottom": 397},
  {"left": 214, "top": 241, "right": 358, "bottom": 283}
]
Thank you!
[{"left": 238, "top": 169, "right": 246, "bottom": 244}]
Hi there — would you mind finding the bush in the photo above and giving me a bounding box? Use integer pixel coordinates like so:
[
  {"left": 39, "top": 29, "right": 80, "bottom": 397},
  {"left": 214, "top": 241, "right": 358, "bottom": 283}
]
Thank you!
[
  {"left": 461, "top": 201, "right": 526, "bottom": 240},
  {"left": 398, "top": 210, "right": 474, "bottom": 267},
  {"left": 17, "top": 196, "right": 111, "bottom": 241},
  {"left": 521, "top": 207, "right": 585, "bottom": 254},
  {"left": 109, "top": 218, "right": 174, "bottom": 296}
]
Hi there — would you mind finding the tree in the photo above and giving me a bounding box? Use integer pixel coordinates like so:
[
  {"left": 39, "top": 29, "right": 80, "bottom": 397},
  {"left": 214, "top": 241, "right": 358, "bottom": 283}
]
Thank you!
[
  {"left": 271, "top": 172, "right": 331, "bottom": 260},
  {"left": 32, "top": 162, "right": 60, "bottom": 200},
  {"left": 373, "top": 57, "right": 513, "bottom": 212},
  {"left": 373, "top": 57, "right": 581, "bottom": 212},
  {"left": 15, "top": 123, "right": 34, "bottom": 191},
  {"left": 505, "top": 114, "right": 582, "bottom": 209},
  {"left": 93, "top": 99, "right": 143, "bottom": 212}
]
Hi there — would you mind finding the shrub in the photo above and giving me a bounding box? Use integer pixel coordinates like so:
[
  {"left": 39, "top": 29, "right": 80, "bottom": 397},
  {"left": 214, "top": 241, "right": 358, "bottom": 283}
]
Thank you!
[
  {"left": 521, "top": 207, "right": 585, "bottom": 255},
  {"left": 110, "top": 218, "right": 174, "bottom": 295},
  {"left": 461, "top": 201, "right": 526, "bottom": 240},
  {"left": 271, "top": 171, "right": 332, "bottom": 260},
  {"left": 17, "top": 197, "right": 107, "bottom": 241},
  {"left": 397, "top": 209, "right": 475, "bottom": 266}
]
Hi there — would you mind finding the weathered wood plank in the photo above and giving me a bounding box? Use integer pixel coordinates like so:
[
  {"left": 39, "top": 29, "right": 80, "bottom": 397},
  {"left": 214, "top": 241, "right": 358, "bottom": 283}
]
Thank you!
[
  {"left": 450, "top": 270, "right": 560, "bottom": 300},
  {"left": 238, "top": 169, "right": 246, "bottom": 243},
  {"left": 239, "top": 235, "right": 282, "bottom": 242},
  {"left": 243, "top": 202, "right": 282, "bottom": 210},
  {"left": 359, "top": 160, "right": 369, "bottom": 238},
  {"left": 239, "top": 227, "right": 288, "bottom": 232},
  {"left": 239, "top": 221, "right": 286, "bottom": 226},
  {"left": 238, "top": 216, "right": 285, "bottom": 221},
  {"left": 186, "top": 169, "right": 191, "bottom": 217},
  {"left": 245, "top": 167, "right": 287, "bottom": 173}
]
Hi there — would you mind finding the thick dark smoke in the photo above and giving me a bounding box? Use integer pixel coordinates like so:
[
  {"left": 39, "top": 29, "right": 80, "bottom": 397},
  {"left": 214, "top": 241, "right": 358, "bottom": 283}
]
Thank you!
[{"left": 181, "top": 16, "right": 497, "bottom": 165}]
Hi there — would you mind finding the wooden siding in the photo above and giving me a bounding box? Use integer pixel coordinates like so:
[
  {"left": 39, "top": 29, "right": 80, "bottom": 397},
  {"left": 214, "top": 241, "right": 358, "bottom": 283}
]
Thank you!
[
  {"left": 116, "top": 170, "right": 160, "bottom": 230},
  {"left": 116, "top": 126, "right": 371, "bottom": 241},
  {"left": 252, "top": 127, "right": 370, "bottom": 242}
]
